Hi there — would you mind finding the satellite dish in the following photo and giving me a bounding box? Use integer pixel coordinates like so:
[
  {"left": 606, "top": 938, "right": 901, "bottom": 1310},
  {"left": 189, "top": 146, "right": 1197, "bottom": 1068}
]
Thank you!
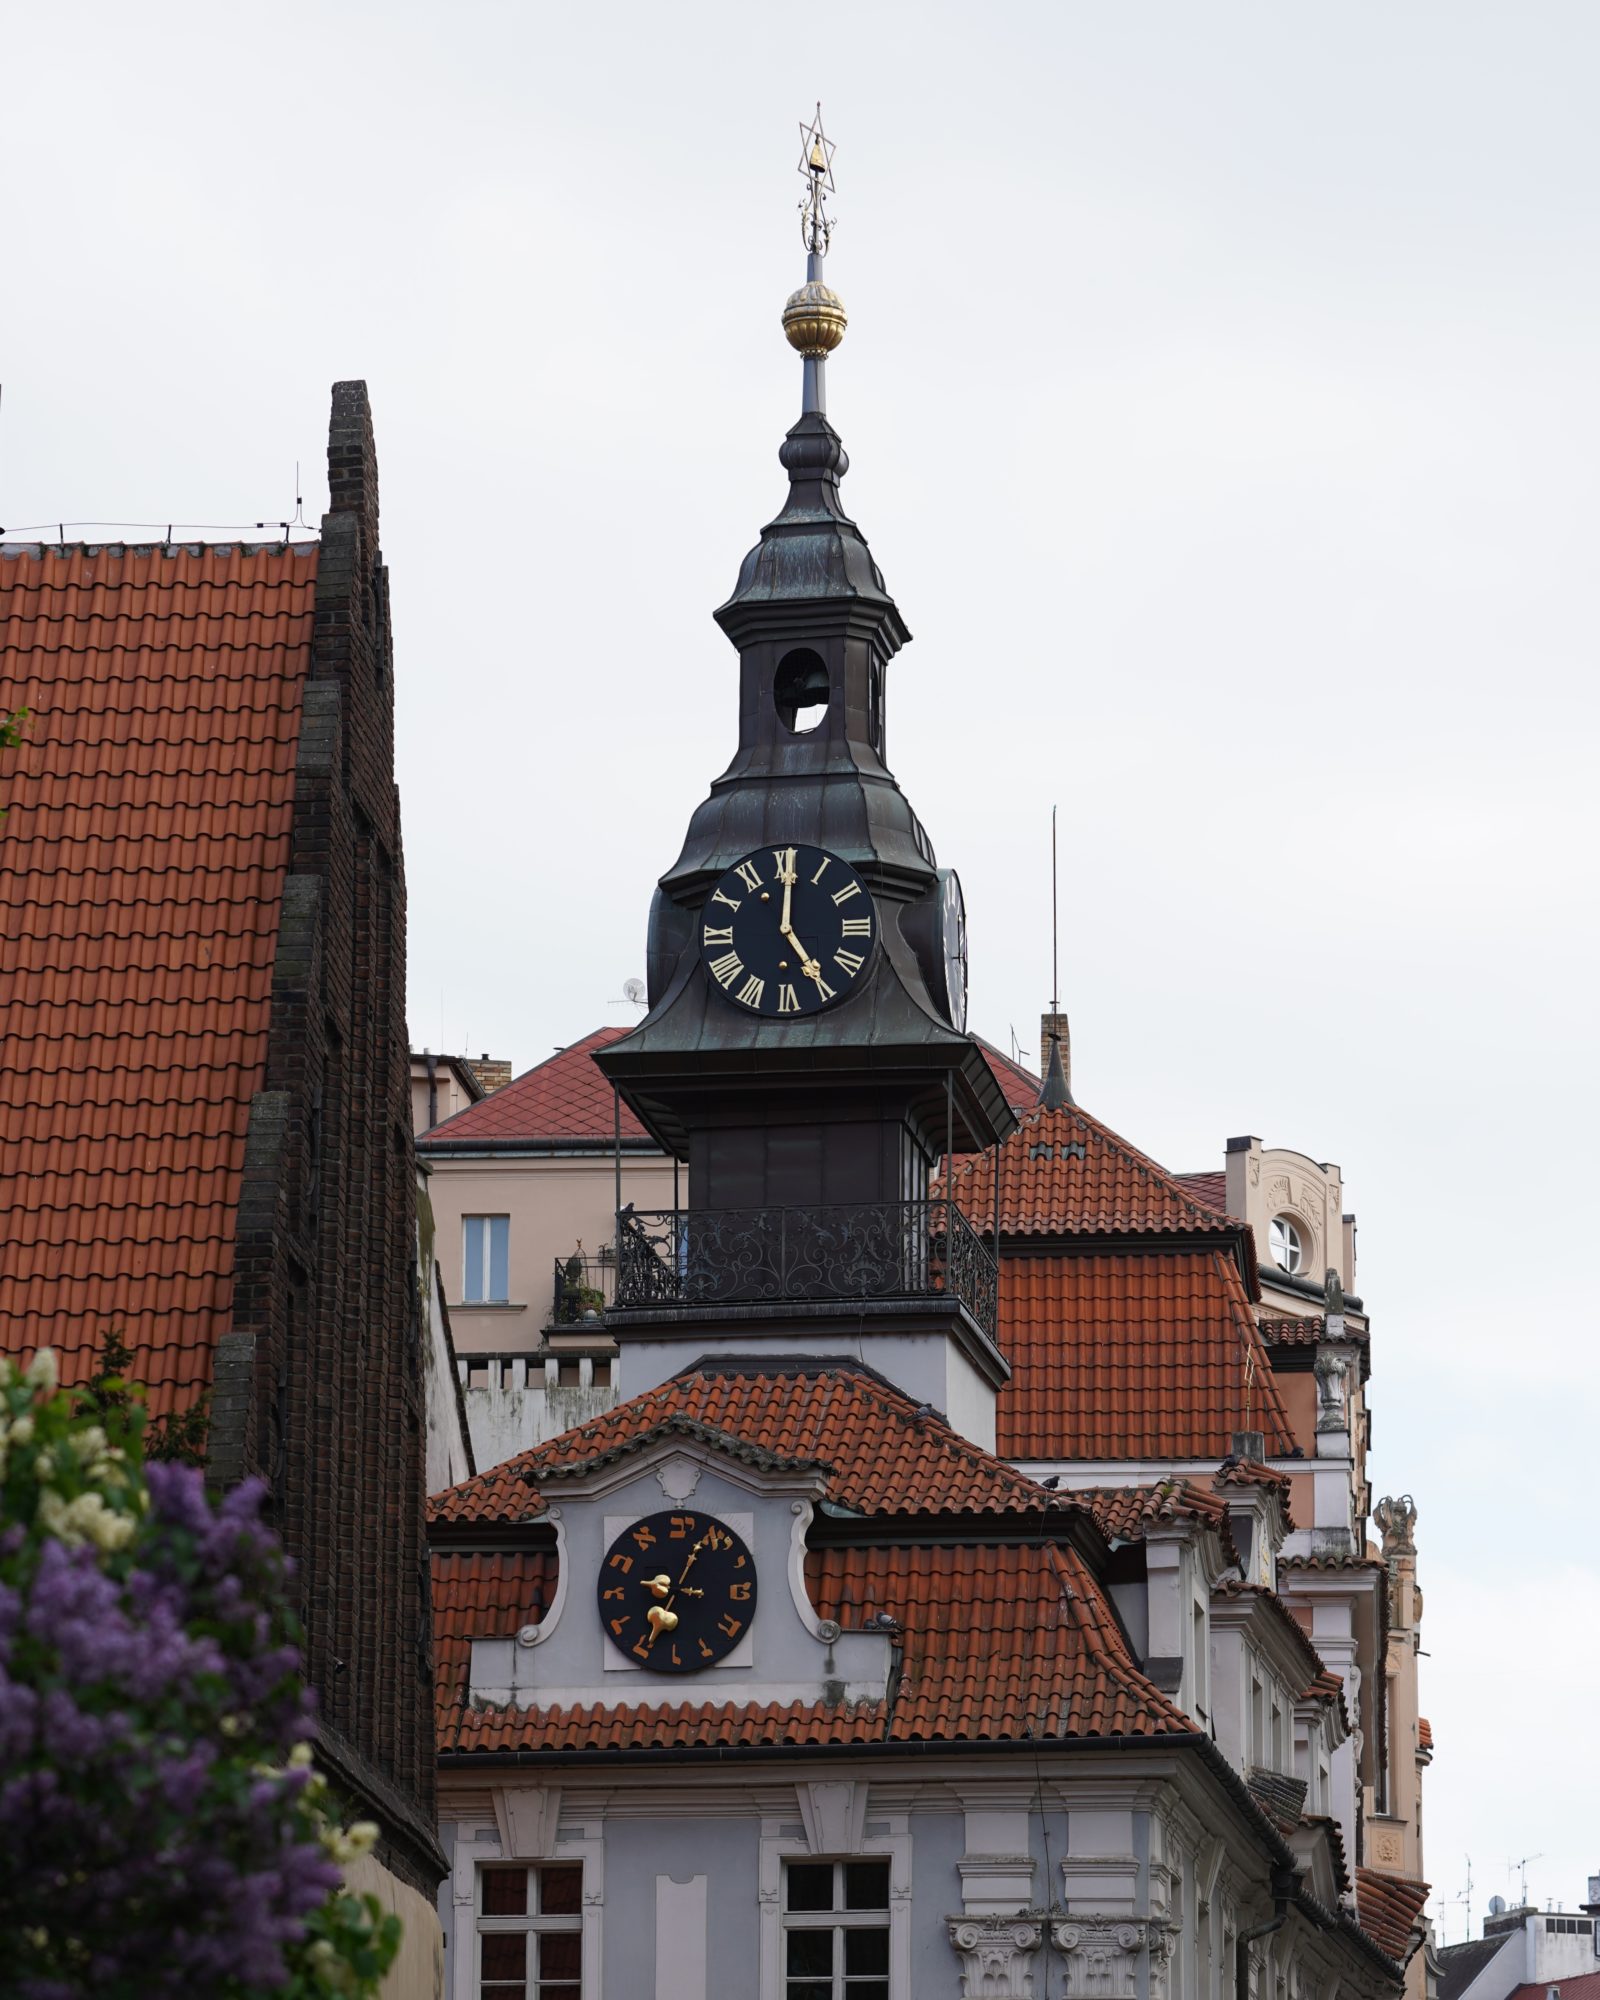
[
  {"left": 623, "top": 977, "right": 646, "bottom": 1005},
  {"left": 1489, "top": 1897, "right": 1507, "bottom": 1917}
]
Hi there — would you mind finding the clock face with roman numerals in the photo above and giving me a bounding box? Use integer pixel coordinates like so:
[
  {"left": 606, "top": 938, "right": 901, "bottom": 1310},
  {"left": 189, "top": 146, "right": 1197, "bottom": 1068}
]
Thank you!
[
  {"left": 698, "top": 844, "right": 876, "bottom": 1017},
  {"left": 596, "top": 1509, "right": 757, "bottom": 1673}
]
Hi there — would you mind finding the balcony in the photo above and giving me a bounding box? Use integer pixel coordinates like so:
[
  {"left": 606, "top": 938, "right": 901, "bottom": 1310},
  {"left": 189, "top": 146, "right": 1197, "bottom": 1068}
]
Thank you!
[
  {"left": 613, "top": 1197, "right": 998, "bottom": 1342},
  {"left": 548, "top": 1251, "right": 618, "bottom": 1329}
]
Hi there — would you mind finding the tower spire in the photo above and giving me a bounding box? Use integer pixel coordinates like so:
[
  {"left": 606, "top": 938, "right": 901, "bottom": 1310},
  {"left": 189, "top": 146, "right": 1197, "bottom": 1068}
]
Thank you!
[{"left": 783, "top": 103, "right": 847, "bottom": 415}]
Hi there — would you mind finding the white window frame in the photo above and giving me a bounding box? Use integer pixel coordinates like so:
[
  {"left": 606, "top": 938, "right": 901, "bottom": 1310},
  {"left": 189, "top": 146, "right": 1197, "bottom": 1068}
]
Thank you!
[
  {"left": 780, "top": 1857, "right": 892, "bottom": 2000},
  {"left": 476, "top": 1860, "right": 583, "bottom": 1997},
  {"left": 759, "top": 1820, "right": 910, "bottom": 2000},
  {"left": 448, "top": 1821, "right": 604, "bottom": 2000},
  {"left": 463, "top": 1213, "right": 511, "bottom": 1304},
  {"left": 1268, "top": 1216, "right": 1303, "bottom": 1275}
]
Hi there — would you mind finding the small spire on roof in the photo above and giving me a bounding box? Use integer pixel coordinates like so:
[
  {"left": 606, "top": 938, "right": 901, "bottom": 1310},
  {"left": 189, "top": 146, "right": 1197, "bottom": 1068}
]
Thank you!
[{"left": 1038, "top": 1029, "right": 1073, "bottom": 1110}]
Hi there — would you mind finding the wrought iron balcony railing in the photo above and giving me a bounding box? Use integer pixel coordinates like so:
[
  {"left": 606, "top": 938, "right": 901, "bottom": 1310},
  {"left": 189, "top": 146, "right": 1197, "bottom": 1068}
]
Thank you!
[
  {"left": 613, "top": 1197, "right": 998, "bottom": 1342},
  {"left": 549, "top": 1253, "right": 617, "bottom": 1328}
]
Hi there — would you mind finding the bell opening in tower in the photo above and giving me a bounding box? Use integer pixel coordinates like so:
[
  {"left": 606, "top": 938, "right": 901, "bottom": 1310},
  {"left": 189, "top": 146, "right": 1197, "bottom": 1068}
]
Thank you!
[{"left": 774, "top": 647, "right": 831, "bottom": 733}]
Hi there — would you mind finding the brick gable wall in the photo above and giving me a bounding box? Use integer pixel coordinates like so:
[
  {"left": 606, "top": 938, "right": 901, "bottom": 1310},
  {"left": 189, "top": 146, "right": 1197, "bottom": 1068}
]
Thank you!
[{"left": 211, "top": 383, "right": 441, "bottom": 1892}]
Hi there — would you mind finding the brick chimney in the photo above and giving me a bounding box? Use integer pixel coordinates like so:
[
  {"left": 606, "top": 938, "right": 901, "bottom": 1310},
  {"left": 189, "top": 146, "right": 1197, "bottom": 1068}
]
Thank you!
[{"left": 468, "top": 1053, "right": 512, "bottom": 1095}]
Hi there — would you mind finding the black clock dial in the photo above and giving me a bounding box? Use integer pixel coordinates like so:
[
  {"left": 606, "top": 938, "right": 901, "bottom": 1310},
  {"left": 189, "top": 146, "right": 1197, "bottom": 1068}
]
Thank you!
[
  {"left": 698, "top": 844, "right": 876, "bottom": 1017},
  {"left": 597, "top": 1510, "right": 757, "bottom": 1673}
]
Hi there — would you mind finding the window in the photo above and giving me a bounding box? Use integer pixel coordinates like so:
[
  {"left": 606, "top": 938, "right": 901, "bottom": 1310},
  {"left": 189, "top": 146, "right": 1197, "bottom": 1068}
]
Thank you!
[
  {"left": 783, "top": 1859, "right": 890, "bottom": 2000},
  {"left": 464, "top": 1215, "right": 511, "bottom": 1303},
  {"left": 478, "top": 1864, "right": 582, "bottom": 2000},
  {"left": 1269, "top": 1216, "right": 1304, "bottom": 1274}
]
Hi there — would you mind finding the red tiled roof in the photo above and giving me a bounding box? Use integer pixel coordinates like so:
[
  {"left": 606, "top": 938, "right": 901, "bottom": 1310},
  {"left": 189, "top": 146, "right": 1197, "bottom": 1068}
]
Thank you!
[
  {"left": 1505, "top": 1979, "right": 1600, "bottom": 2000},
  {"left": 1175, "top": 1170, "right": 1229, "bottom": 1215},
  {"left": 432, "top": 1548, "right": 555, "bottom": 1742},
  {"left": 0, "top": 543, "right": 317, "bottom": 1411},
  {"left": 1355, "top": 1867, "right": 1430, "bottom": 1963},
  {"left": 430, "top": 1362, "right": 1059, "bottom": 1525},
  {"left": 435, "top": 1536, "right": 1191, "bottom": 1755},
  {"left": 418, "top": 1026, "right": 650, "bottom": 1147},
  {"left": 1257, "top": 1315, "right": 1327, "bottom": 1346},
  {"left": 945, "top": 1103, "right": 1240, "bottom": 1240},
  {"left": 1078, "top": 1478, "right": 1232, "bottom": 1541},
  {"left": 995, "top": 1252, "right": 1294, "bottom": 1460},
  {"left": 1303, "top": 1669, "right": 1351, "bottom": 1730},
  {"left": 1418, "top": 1715, "right": 1433, "bottom": 1752}
]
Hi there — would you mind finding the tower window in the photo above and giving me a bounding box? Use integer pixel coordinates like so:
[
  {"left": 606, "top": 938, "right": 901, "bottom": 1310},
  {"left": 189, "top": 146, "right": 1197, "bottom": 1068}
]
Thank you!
[
  {"left": 1269, "top": 1216, "right": 1304, "bottom": 1274},
  {"left": 775, "top": 649, "right": 830, "bottom": 733}
]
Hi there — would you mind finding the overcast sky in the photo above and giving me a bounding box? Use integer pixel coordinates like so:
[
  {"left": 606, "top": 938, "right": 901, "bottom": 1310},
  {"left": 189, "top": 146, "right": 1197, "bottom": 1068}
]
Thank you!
[{"left": 4, "top": 0, "right": 1596, "bottom": 1926}]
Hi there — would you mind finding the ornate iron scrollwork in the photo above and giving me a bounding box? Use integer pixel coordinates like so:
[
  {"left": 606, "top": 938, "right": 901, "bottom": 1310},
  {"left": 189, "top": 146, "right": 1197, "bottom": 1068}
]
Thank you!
[{"left": 616, "top": 1198, "right": 997, "bottom": 1340}]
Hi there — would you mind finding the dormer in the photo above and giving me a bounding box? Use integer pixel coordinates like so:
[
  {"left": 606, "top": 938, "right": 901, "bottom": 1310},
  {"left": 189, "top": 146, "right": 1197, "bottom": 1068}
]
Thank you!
[
  {"left": 1225, "top": 1136, "right": 1359, "bottom": 1318},
  {"left": 469, "top": 1414, "right": 896, "bottom": 1715},
  {"left": 1209, "top": 1579, "right": 1330, "bottom": 1782},
  {"left": 1215, "top": 1432, "right": 1293, "bottom": 1588}
]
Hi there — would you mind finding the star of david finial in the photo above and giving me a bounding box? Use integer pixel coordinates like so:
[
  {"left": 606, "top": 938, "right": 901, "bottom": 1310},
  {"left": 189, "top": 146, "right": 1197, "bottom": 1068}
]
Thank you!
[{"left": 797, "top": 102, "right": 837, "bottom": 255}]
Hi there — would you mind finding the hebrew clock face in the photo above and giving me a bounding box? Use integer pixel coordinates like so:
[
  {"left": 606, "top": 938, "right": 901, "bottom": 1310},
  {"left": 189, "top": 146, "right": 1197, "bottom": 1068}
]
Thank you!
[
  {"left": 597, "top": 1509, "right": 758, "bottom": 1673},
  {"left": 699, "top": 844, "right": 876, "bottom": 1017}
]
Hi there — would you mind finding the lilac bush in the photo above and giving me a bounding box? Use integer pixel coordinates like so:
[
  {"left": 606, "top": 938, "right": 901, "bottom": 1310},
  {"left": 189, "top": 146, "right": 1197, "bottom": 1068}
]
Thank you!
[{"left": 0, "top": 1348, "right": 400, "bottom": 1999}]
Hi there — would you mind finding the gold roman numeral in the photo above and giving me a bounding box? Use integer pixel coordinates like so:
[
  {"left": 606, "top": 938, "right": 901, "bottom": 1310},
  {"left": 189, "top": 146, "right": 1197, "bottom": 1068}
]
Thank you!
[
  {"left": 810, "top": 856, "right": 831, "bottom": 885},
  {"left": 734, "top": 859, "right": 763, "bottom": 893},
  {"left": 708, "top": 950, "right": 744, "bottom": 989},
  {"left": 702, "top": 925, "right": 734, "bottom": 946},
  {"left": 834, "top": 949, "right": 864, "bottom": 977},
  {"left": 811, "top": 972, "right": 837, "bottom": 1002},
  {"left": 711, "top": 888, "right": 741, "bottom": 913},
  {"left": 840, "top": 916, "right": 871, "bottom": 937},
  {"left": 777, "top": 984, "right": 801, "bottom": 1014},
  {"left": 736, "top": 975, "right": 766, "bottom": 1008},
  {"left": 831, "top": 880, "right": 862, "bottom": 906}
]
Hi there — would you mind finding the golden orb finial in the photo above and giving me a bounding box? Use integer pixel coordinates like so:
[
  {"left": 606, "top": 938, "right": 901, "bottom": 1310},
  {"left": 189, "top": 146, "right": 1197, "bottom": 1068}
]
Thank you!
[{"left": 782, "top": 280, "right": 847, "bottom": 358}]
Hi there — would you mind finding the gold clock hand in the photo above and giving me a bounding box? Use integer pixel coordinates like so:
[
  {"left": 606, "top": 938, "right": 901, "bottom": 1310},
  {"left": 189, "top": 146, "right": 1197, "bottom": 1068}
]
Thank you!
[{"left": 779, "top": 847, "right": 796, "bottom": 934}]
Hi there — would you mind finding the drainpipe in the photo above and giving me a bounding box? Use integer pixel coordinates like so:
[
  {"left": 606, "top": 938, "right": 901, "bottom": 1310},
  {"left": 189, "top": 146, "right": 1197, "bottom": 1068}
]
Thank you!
[{"left": 1236, "top": 1870, "right": 1299, "bottom": 2000}]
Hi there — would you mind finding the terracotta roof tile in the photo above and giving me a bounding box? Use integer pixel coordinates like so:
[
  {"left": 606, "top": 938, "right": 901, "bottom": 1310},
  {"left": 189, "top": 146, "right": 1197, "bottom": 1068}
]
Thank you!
[
  {"left": 1303, "top": 1669, "right": 1351, "bottom": 1730},
  {"left": 995, "top": 1252, "right": 1294, "bottom": 1460},
  {"left": 0, "top": 542, "right": 316, "bottom": 1410},
  {"left": 436, "top": 1537, "right": 1191, "bottom": 1755},
  {"left": 418, "top": 1027, "right": 650, "bottom": 1147},
  {"left": 1418, "top": 1715, "right": 1433, "bottom": 1752},
  {"left": 1078, "top": 1478, "right": 1232, "bottom": 1541},
  {"left": 1355, "top": 1867, "right": 1431, "bottom": 1963},
  {"left": 432, "top": 1548, "right": 556, "bottom": 1744},
  {"left": 1504, "top": 1980, "right": 1600, "bottom": 2000},
  {"left": 430, "top": 1362, "right": 1057, "bottom": 1526},
  {"left": 945, "top": 1103, "right": 1240, "bottom": 1239},
  {"left": 1217, "top": 1458, "right": 1296, "bottom": 1526},
  {"left": 1175, "top": 1170, "right": 1229, "bottom": 1215}
]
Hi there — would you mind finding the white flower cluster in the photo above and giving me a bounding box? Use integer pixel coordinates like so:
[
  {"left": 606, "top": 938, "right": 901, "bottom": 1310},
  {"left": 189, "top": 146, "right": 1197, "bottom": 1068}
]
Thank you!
[
  {"left": 2, "top": 1348, "right": 138, "bottom": 1546},
  {"left": 36, "top": 1488, "right": 137, "bottom": 1553}
]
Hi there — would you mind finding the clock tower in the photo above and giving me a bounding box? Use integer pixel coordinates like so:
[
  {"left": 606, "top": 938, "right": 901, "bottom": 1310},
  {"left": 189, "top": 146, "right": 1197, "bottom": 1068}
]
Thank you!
[{"left": 597, "top": 111, "right": 1014, "bottom": 1441}]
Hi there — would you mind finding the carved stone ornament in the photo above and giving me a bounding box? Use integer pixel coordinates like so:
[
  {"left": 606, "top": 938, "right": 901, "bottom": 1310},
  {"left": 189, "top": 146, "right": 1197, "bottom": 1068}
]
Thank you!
[
  {"left": 948, "top": 1915, "right": 1044, "bottom": 1998},
  {"left": 1313, "top": 1348, "right": 1349, "bottom": 1431},
  {"left": 1322, "top": 1267, "right": 1344, "bottom": 1313},
  {"left": 655, "top": 1456, "right": 702, "bottom": 1503},
  {"left": 1050, "top": 1917, "right": 1175, "bottom": 1999},
  {"left": 1372, "top": 1493, "right": 1418, "bottom": 1562}
]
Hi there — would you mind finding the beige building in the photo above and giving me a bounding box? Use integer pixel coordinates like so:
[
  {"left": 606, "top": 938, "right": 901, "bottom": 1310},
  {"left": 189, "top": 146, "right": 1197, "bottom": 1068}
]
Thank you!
[
  {"left": 416, "top": 1029, "right": 675, "bottom": 1465},
  {"left": 1175, "top": 1116, "right": 1432, "bottom": 2000}
]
